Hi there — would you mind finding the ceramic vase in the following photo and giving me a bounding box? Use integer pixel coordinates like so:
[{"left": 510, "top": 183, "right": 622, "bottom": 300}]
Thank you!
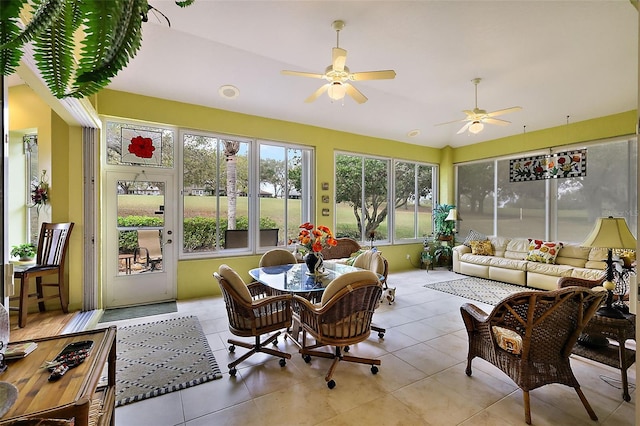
[{"left": 304, "top": 252, "right": 324, "bottom": 275}]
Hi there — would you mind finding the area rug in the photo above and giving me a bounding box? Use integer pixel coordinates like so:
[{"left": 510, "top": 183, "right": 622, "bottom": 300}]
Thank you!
[
  {"left": 114, "top": 315, "right": 223, "bottom": 407},
  {"left": 99, "top": 301, "right": 177, "bottom": 323},
  {"left": 424, "top": 277, "right": 537, "bottom": 305}
]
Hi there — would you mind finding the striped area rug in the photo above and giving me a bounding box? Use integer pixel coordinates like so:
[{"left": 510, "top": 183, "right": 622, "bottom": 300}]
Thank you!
[
  {"left": 424, "top": 277, "right": 536, "bottom": 305},
  {"left": 113, "top": 315, "right": 222, "bottom": 407}
]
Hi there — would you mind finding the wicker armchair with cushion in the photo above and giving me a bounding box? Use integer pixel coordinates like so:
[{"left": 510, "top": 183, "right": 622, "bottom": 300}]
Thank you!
[
  {"left": 259, "top": 248, "right": 297, "bottom": 267},
  {"left": 352, "top": 249, "right": 389, "bottom": 338},
  {"left": 460, "top": 286, "right": 606, "bottom": 425},
  {"left": 293, "top": 270, "right": 383, "bottom": 389},
  {"left": 213, "top": 264, "right": 293, "bottom": 376}
]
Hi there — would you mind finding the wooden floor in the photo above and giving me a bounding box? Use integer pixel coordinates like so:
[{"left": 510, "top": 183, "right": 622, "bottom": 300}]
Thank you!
[{"left": 8, "top": 309, "right": 77, "bottom": 343}]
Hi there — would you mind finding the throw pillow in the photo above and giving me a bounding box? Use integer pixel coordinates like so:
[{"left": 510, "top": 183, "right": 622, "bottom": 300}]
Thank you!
[
  {"left": 526, "top": 239, "right": 563, "bottom": 264},
  {"left": 492, "top": 326, "right": 522, "bottom": 355},
  {"left": 463, "top": 229, "right": 488, "bottom": 247},
  {"left": 470, "top": 240, "right": 494, "bottom": 256}
]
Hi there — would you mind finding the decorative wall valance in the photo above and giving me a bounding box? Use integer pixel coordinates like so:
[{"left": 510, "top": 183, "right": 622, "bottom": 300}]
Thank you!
[{"left": 509, "top": 149, "right": 587, "bottom": 182}]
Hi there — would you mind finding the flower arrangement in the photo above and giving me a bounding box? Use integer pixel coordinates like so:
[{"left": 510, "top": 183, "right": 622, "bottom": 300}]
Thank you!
[
  {"left": 31, "top": 170, "right": 49, "bottom": 212},
  {"left": 291, "top": 222, "right": 337, "bottom": 253}
]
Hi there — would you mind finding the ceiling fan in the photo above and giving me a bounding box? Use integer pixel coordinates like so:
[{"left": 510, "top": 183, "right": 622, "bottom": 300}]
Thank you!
[
  {"left": 281, "top": 20, "right": 396, "bottom": 104},
  {"left": 436, "top": 78, "right": 522, "bottom": 134}
]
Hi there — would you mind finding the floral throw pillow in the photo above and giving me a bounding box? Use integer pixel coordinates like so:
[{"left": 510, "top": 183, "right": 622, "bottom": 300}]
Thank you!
[
  {"left": 470, "top": 240, "right": 494, "bottom": 256},
  {"left": 463, "top": 229, "right": 488, "bottom": 247},
  {"left": 526, "top": 239, "right": 563, "bottom": 264}
]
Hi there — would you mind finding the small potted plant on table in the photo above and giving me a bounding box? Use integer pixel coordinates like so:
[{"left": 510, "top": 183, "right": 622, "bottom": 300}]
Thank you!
[{"left": 11, "top": 243, "right": 36, "bottom": 261}]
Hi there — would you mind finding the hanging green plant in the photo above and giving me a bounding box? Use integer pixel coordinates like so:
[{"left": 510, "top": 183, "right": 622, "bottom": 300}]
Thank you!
[
  {"left": 433, "top": 203, "right": 456, "bottom": 239},
  {"left": 0, "top": 0, "right": 195, "bottom": 99}
]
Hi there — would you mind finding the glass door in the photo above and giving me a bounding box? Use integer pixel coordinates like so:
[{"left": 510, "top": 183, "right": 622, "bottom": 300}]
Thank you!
[{"left": 104, "top": 170, "right": 175, "bottom": 308}]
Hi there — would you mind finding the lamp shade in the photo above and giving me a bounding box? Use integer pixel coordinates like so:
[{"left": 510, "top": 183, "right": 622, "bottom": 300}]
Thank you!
[
  {"left": 445, "top": 209, "right": 458, "bottom": 222},
  {"left": 581, "top": 216, "right": 637, "bottom": 249}
]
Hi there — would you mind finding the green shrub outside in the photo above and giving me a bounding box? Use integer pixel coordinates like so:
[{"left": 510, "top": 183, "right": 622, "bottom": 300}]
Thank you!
[{"left": 119, "top": 215, "right": 277, "bottom": 252}]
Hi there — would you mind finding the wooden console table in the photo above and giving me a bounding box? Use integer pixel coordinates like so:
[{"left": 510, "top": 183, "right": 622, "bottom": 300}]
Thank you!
[
  {"left": 571, "top": 311, "right": 635, "bottom": 402},
  {"left": 0, "top": 326, "right": 117, "bottom": 425}
]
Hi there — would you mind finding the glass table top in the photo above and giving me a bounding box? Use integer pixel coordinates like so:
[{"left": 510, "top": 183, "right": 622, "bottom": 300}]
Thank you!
[{"left": 249, "top": 262, "right": 364, "bottom": 293}]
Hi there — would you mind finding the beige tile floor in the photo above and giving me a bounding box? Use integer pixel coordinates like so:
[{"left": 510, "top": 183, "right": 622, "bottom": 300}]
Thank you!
[{"left": 108, "top": 269, "right": 636, "bottom": 425}]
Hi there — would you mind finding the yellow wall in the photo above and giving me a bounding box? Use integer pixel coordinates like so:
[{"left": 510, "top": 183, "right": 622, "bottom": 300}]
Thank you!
[{"left": 9, "top": 85, "right": 638, "bottom": 305}]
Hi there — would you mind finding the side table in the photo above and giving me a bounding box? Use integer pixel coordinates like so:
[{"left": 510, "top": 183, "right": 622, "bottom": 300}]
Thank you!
[{"left": 571, "top": 311, "right": 635, "bottom": 402}]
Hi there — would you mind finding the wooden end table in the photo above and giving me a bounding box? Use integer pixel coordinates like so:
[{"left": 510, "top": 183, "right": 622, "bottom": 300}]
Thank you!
[{"left": 571, "top": 311, "right": 635, "bottom": 402}]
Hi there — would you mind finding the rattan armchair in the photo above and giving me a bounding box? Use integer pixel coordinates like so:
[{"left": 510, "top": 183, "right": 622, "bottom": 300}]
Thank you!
[
  {"left": 352, "top": 249, "right": 389, "bottom": 338},
  {"left": 460, "top": 286, "right": 606, "bottom": 425},
  {"left": 259, "top": 248, "right": 297, "bottom": 267},
  {"left": 293, "top": 270, "right": 382, "bottom": 389},
  {"left": 213, "top": 264, "right": 293, "bottom": 376}
]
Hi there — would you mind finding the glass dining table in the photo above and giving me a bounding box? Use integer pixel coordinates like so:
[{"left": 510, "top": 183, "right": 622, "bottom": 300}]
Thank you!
[{"left": 248, "top": 261, "right": 365, "bottom": 297}]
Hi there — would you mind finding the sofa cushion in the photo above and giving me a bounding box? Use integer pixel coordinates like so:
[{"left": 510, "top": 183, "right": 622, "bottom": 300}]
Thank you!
[
  {"left": 555, "top": 244, "right": 591, "bottom": 268},
  {"left": 571, "top": 267, "right": 606, "bottom": 281},
  {"left": 460, "top": 253, "right": 495, "bottom": 266},
  {"left": 504, "top": 238, "right": 530, "bottom": 260},
  {"left": 526, "top": 261, "right": 573, "bottom": 277},
  {"left": 490, "top": 237, "right": 511, "bottom": 257},
  {"left": 489, "top": 257, "right": 528, "bottom": 271},
  {"left": 470, "top": 240, "right": 494, "bottom": 255},
  {"left": 463, "top": 229, "right": 488, "bottom": 247},
  {"left": 526, "top": 240, "right": 563, "bottom": 264}
]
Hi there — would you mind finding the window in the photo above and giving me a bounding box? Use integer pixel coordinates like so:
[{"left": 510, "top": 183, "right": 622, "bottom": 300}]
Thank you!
[
  {"left": 335, "top": 153, "right": 390, "bottom": 243},
  {"left": 182, "top": 133, "right": 251, "bottom": 253},
  {"left": 456, "top": 137, "right": 637, "bottom": 242},
  {"left": 394, "top": 160, "right": 435, "bottom": 241},
  {"left": 258, "top": 142, "right": 313, "bottom": 248},
  {"left": 181, "top": 132, "right": 313, "bottom": 255}
]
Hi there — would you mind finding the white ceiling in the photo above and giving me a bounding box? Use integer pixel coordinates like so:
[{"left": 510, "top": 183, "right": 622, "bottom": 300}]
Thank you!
[{"left": 13, "top": 1, "right": 639, "bottom": 148}]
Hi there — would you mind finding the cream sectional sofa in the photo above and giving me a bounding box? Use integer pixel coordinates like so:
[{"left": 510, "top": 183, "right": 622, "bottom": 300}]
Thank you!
[{"left": 452, "top": 237, "right": 607, "bottom": 290}]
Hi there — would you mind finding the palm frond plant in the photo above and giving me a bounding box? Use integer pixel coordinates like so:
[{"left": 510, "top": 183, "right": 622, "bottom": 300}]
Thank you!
[
  {"left": 433, "top": 203, "right": 456, "bottom": 240},
  {"left": 0, "top": 0, "right": 194, "bottom": 99}
]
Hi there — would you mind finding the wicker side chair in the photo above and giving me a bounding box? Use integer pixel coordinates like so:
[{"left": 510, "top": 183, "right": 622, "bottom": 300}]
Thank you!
[
  {"left": 259, "top": 248, "right": 297, "bottom": 267},
  {"left": 460, "top": 286, "right": 606, "bottom": 425},
  {"left": 213, "top": 264, "right": 293, "bottom": 376},
  {"left": 294, "top": 270, "right": 382, "bottom": 389}
]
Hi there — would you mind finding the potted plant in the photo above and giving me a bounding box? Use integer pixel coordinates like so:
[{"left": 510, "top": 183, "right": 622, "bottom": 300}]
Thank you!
[
  {"left": 433, "top": 243, "right": 453, "bottom": 269},
  {"left": 11, "top": 243, "right": 36, "bottom": 261},
  {"left": 433, "top": 203, "right": 456, "bottom": 241}
]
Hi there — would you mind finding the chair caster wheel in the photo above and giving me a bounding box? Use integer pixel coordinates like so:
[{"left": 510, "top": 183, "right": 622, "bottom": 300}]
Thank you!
[
  {"left": 371, "top": 365, "right": 379, "bottom": 374},
  {"left": 344, "top": 346, "right": 350, "bottom": 352},
  {"left": 327, "top": 380, "right": 336, "bottom": 389},
  {"left": 378, "top": 332, "right": 385, "bottom": 338},
  {"left": 229, "top": 368, "right": 237, "bottom": 377},
  {"left": 303, "top": 354, "right": 311, "bottom": 363},
  {"left": 279, "top": 358, "right": 286, "bottom": 367},
  {"left": 228, "top": 345, "right": 235, "bottom": 353}
]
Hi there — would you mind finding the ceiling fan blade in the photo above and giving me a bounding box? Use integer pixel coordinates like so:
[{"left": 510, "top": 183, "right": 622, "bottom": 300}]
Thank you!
[
  {"left": 305, "top": 84, "right": 330, "bottom": 103},
  {"left": 332, "top": 47, "right": 347, "bottom": 72},
  {"left": 435, "top": 118, "right": 468, "bottom": 126},
  {"left": 350, "top": 70, "right": 396, "bottom": 81},
  {"left": 456, "top": 122, "right": 472, "bottom": 134},
  {"left": 484, "top": 117, "right": 511, "bottom": 126},
  {"left": 281, "top": 70, "right": 325, "bottom": 79},
  {"left": 486, "top": 106, "right": 522, "bottom": 117},
  {"left": 345, "top": 83, "right": 368, "bottom": 104}
]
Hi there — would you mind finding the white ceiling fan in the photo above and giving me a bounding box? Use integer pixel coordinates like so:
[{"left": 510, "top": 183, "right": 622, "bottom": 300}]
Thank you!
[
  {"left": 437, "top": 78, "right": 522, "bottom": 134},
  {"left": 281, "top": 20, "right": 396, "bottom": 104}
]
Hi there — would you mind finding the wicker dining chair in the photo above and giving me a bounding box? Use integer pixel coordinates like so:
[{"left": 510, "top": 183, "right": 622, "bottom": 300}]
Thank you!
[
  {"left": 294, "top": 270, "right": 382, "bottom": 389},
  {"left": 213, "top": 264, "right": 293, "bottom": 376},
  {"left": 460, "top": 286, "right": 606, "bottom": 425},
  {"left": 259, "top": 248, "right": 297, "bottom": 267}
]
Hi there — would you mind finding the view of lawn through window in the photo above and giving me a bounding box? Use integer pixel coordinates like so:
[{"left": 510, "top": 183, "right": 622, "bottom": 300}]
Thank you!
[{"left": 457, "top": 137, "right": 637, "bottom": 243}]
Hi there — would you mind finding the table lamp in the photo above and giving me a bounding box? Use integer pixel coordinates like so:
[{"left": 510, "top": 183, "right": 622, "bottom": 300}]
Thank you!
[{"left": 581, "top": 216, "right": 637, "bottom": 319}]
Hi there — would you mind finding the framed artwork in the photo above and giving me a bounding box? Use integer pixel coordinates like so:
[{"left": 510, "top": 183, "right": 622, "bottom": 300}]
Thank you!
[
  {"left": 321, "top": 182, "right": 329, "bottom": 190},
  {"left": 322, "top": 195, "right": 330, "bottom": 203}
]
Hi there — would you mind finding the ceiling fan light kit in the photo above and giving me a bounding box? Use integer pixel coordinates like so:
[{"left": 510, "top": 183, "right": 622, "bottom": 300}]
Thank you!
[
  {"left": 281, "top": 20, "right": 396, "bottom": 104},
  {"left": 436, "top": 77, "right": 522, "bottom": 135}
]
